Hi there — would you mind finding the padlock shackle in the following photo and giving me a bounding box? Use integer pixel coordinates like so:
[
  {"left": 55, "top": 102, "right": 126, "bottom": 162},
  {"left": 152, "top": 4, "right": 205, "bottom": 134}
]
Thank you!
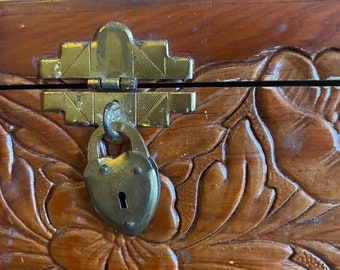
[
  {"left": 87, "top": 122, "right": 150, "bottom": 163},
  {"left": 111, "top": 122, "right": 150, "bottom": 156}
]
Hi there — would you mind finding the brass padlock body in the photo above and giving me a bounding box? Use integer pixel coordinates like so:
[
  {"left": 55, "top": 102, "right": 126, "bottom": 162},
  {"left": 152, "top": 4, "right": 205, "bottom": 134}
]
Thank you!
[{"left": 83, "top": 123, "right": 160, "bottom": 236}]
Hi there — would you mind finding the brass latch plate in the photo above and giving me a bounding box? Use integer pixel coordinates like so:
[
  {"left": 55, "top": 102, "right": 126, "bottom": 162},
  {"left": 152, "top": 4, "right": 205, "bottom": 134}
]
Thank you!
[
  {"left": 40, "top": 22, "right": 195, "bottom": 127},
  {"left": 40, "top": 22, "right": 193, "bottom": 81},
  {"left": 43, "top": 91, "right": 195, "bottom": 127}
]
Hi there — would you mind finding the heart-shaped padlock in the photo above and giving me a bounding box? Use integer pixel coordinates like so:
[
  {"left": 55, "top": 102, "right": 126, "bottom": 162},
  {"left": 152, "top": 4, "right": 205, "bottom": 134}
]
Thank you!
[{"left": 83, "top": 122, "right": 160, "bottom": 237}]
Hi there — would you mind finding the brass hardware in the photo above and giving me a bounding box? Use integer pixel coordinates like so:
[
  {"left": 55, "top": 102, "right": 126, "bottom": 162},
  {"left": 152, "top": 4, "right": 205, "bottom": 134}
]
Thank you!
[
  {"left": 83, "top": 122, "right": 160, "bottom": 237},
  {"left": 40, "top": 22, "right": 196, "bottom": 236},
  {"left": 43, "top": 91, "right": 195, "bottom": 127},
  {"left": 39, "top": 22, "right": 193, "bottom": 90},
  {"left": 41, "top": 22, "right": 196, "bottom": 127}
]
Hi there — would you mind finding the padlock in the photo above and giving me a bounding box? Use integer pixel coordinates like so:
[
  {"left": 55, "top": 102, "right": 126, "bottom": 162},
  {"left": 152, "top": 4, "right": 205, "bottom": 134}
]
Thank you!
[{"left": 83, "top": 122, "right": 160, "bottom": 237}]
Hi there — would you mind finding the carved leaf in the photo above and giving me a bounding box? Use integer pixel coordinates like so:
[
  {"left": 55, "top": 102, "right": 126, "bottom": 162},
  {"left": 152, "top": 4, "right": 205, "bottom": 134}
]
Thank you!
[
  {"left": 211, "top": 119, "right": 275, "bottom": 242},
  {"left": 0, "top": 72, "right": 88, "bottom": 169},
  {"left": 177, "top": 241, "right": 304, "bottom": 270},
  {"left": 179, "top": 161, "right": 244, "bottom": 247},
  {"left": 148, "top": 114, "right": 226, "bottom": 167},
  {"left": 154, "top": 60, "right": 269, "bottom": 241},
  {"left": 50, "top": 229, "right": 113, "bottom": 269},
  {"left": 47, "top": 181, "right": 107, "bottom": 232},
  {"left": 149, "top": 58, "right": 265, "bottom": 167},
  {"left": 0, "top": 72, "right": 88, "bottom": 268},
  {"left": 140, "top": 175, "right": 179, "bottom": 243},
  {"left": 42, "top": 161, "right": 83, "bottom": 184},
  {"left": 160, "top": 159, "right": 193, "bottom": 186},
  {"left": 0, "top": 253, "right": 54, "bottom": 269},
  {"left": 173, "top": 119, "right": 275, "bottom": 249},
  {"left": 172, "top": 102, "right": 338, "bottom": 268},
  {"left": 0, "top": 121, "right": 53, "bottom": 267},
  {"left": 169, "top": 49, "right": 340, "bottom": 269},
  {"left": 264, "top": 205, "right": 340, "bottom": 268}
]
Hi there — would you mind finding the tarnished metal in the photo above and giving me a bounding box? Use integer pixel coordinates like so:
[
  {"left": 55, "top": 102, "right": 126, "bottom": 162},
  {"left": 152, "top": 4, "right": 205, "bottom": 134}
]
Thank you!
[
  {"left": 41, "top": 22, "right": 196, "bottom": 127},
  {"left": 83, "top": 123, "right": 160, "bottom": 237},
  {"left": 39, "top": 22, "right": 193, "bottom": 90},
  {"left": 103, "top": 101, "right": 123, "bottom": 143},
  {"left": 43, "top": 91, "right": 196, "bottom": 127},
  {"left": 39, "top": 22, "right": 196, "bottom": 237}
]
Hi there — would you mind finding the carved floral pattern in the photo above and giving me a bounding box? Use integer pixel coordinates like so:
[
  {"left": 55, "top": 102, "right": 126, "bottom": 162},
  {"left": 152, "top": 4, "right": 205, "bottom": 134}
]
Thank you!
[{"left": 0, "top": 48, "right": 340, "bottom": 269}]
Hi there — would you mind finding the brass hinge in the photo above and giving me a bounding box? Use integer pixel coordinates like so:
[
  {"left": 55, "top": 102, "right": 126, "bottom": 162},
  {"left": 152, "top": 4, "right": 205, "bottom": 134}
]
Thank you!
[{"left": 40, "top": 22, "right": 196, "bottom": 127}]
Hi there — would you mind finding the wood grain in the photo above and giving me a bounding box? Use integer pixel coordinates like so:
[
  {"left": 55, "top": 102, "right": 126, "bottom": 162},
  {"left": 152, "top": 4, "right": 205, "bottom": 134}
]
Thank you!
[
  {"left": 0, "top": 1, "right": 340, "bottom": 269},
  {"left": 1, "top": 1, "right": 340, "bottom": 76}
]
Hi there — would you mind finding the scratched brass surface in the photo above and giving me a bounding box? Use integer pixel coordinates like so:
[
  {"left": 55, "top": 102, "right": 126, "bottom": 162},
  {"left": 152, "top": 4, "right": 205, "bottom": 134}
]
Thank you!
[
  {"left": 43, "top": 91, "right": 195, "bottom": 126},
  {"left": 39, "top": 22, "right": 193, "bottom": 81}
]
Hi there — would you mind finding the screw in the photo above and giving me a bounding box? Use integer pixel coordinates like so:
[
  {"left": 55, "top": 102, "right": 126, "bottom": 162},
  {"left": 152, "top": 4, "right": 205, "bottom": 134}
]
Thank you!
[
  {"left": 100, "top": 164, "right": 109, "bottom": 174},
  {"left": 134, "top": 166, "right": 143, "bottom": 175},
  {"left": 126, "top": 221, "right": 135, "bottom": 231}
]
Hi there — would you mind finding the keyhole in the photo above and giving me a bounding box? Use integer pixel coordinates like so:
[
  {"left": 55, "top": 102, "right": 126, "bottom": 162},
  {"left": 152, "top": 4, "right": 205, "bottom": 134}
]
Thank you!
[{"left": 118, "top": 192, "right": 128, "bottom": 209}]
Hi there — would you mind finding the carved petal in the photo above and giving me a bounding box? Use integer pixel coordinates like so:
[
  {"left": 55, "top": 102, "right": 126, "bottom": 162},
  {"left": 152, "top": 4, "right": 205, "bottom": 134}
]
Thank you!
[
  {"left": 0, "top": 253, "right": 53, "bottom": 269},
  {"left": 0, "top": 165, "right": 53, "bottom": 268},
  {"left": 0, "top": 190, "right": 52, "bottom": 267},
  {"left": 177, "top": 241, "right": 304, "bottom": 270},
  {"left": 314, "top": 48, "right": 340, "bottom": 80},
  {"left": 0, "top": 123, "right": 13, "bottom": 181},
  {"left": 48, "top": 185, "right": 179, "bottom": 269},
  {"left": 313, "top": 49, "right": 340, "bottom": 133},
  {"left": 42, "top": 161, "right": 83, "bottom": 183},
  {"left": 263, "top": 49, "right": 320, "bottom": 112},
  {"left": 268, "top": 205, "right": 340, "bottom": 244},
  {"left": 107, "top": 238, "right": 178, "bottom": 270},
  {"left": 140, "top": 175, "right": 179, "bottom": 243},
  {"left": 48, "top": 175, "right": 179, "bottom": 244},
  {"left": 0, "top": 157, "right": 52, "bottom": 241},
  {"left": 50, "top": 222, "right": 178, "bottom": 270},
  {"left": 256, "top": 73, "right": 340, "bottom": 201},
  {"left": 149, "top": 116, "right": 225, "bottom": 167},
  {"left": 270, "top": 49, "right": 340, "bottom": 130},
  {"left": 50, "top": 229, "right": 113, "bottom": 270},
  {"left": 160, "top": 159, "right": 193, "bottom": 186},
  {"left": 47, "top": 182, "right": 108, "bottom": 232}
]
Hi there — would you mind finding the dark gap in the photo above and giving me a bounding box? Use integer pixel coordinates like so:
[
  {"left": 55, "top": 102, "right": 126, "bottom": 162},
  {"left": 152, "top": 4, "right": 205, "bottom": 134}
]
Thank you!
[{"left": 118, "top": 192, "right": 128, "bottom": 209}]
